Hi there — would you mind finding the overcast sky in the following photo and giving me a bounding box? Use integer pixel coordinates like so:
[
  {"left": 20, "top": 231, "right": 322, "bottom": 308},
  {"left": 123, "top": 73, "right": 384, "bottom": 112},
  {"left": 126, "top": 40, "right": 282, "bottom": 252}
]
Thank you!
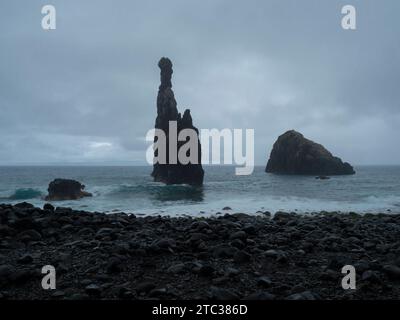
[{"left": 0, "top": 0, "right": 399, "bottom": 165}]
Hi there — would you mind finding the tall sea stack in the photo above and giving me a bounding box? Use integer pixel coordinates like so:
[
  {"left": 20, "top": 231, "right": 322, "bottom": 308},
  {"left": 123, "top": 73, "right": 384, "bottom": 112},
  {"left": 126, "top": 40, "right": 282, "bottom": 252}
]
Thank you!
[{"left": 151, "top": 57, "right": 204, "bottom": 185}]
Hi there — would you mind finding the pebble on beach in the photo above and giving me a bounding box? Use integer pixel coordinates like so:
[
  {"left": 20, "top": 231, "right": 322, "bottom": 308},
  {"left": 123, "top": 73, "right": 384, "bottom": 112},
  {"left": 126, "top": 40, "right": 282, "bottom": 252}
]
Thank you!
[{"left": 0, "top": 202, "right": 400, "bottom": 300}]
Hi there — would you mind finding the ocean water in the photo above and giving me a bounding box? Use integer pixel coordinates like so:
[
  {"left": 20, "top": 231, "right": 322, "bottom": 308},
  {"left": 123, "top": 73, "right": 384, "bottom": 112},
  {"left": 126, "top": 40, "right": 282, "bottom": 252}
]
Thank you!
[{"left": 0, "top": 166, "right": 399, "bottom": 216}]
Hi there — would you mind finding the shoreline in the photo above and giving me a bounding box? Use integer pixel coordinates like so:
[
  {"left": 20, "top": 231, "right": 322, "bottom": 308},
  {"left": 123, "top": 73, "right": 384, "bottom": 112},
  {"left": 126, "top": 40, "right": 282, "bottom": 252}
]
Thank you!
[
  {"left": 1, "top": 202, "right": 400, "bottom": 300},
  {"left": 1, "top": 199, "right": 397, "bottom": 218}
]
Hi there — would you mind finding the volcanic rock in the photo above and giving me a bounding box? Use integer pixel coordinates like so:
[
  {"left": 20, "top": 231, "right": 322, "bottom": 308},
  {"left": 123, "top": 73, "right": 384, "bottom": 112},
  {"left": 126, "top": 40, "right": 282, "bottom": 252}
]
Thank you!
[
  {"left": 316, "top": 176, "right": 330, "bottom": 180},
  {"left": 45, "top": 179, "right": 92, "bottom": 201},
  {"left": 266, "top": 130, "right": 355, "bottom": 175},
  {"left": 2, "top": 203, "right": 400, "bottom": 300},
  {"left": 151, "top": 57, "right": 204, "bottom": 185}
]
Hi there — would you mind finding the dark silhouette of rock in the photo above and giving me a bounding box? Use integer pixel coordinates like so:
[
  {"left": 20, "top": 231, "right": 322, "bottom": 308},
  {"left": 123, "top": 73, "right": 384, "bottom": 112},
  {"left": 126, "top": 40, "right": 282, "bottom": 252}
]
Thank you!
[
  {"left": 266, "top": 130, "right": 355, "bottom": 175},
  {"left": 151, "top": 57, "right": 204, "bottom": 185},
  {"left": 45, "top": 179, "right": 92, "bottom": 201},
  {"left": 316, "top": 176, "right": 330, "bottom": 180}
]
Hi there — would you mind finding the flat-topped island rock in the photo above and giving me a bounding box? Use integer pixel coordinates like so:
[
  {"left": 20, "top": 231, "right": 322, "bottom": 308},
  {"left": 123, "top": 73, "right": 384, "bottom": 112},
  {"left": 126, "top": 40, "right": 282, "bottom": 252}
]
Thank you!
[{"left": 266, "top": 130, "right": 355, "bottom": 176}]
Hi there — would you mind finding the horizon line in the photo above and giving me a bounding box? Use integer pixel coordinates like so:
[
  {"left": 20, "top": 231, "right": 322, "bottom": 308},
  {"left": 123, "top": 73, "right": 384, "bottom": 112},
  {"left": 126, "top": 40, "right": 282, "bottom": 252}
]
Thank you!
[{"left": 0, "top": 163, "right": 399, "bottom": 167}]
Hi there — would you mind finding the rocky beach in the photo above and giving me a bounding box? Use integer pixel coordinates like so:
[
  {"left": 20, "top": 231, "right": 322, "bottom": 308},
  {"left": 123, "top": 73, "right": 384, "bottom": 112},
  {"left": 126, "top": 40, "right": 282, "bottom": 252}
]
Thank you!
[{"left": 1, "top": 202, "right": 400, "bottom": 300}]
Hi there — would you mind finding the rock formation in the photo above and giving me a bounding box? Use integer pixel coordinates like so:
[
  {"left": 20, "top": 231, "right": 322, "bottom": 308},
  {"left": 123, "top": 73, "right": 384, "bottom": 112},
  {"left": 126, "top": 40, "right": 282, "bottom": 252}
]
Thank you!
[
  {"left": 45, "top": 179, "right": 92, "bottom": 201},
  {"left": 151, "top": 57, "right": 204, "bottom": 185},
  {"left": 315, "top": 176, "right": 330, "bottom": 180},
  {"left": 266, "top": 130, "right": 355, "bottom": 175}
]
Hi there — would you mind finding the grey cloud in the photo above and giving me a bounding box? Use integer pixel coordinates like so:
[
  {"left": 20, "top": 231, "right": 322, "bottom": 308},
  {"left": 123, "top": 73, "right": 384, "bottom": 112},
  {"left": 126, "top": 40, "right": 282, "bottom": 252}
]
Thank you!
[{"left": 0, "top": 0, "right": 399, "bottom": 165}]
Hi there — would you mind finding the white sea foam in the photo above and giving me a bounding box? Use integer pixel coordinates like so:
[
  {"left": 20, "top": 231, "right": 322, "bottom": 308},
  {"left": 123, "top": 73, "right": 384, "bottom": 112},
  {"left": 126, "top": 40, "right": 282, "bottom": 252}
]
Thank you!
[{"left": 0, "top": 165, "right": 399, "bottom": 216}]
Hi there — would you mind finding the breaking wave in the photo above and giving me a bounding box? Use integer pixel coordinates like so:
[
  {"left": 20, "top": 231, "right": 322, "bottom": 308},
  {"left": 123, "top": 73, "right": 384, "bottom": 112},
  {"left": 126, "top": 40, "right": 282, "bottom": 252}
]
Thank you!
[
  {"left": 106, "top": 184, "right": 204, "bottom": 202},
  {"left": 8, "top": 188, "right": 43, "bottom": 200}
]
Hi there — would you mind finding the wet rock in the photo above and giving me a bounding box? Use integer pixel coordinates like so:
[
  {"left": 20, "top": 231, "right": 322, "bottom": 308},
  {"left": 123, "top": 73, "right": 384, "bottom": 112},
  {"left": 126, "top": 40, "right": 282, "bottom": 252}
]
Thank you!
[
  {"left": 149, "top": 288, "right": 168, "bottom": 298},
  {"left": 286, "top": 291, "right": 320, "bottom": 300},
  {"left": 45, "top": 179, "right": 92, "bottom": 201},
  {"left": 225, "top": 267, "right": 240, "bottom": 277},
  {"left": 362, "top": 270, "right": 381, "bottom": 283},
  {"left": 354, "top": 261, "right": 370, "bottom": 274},
  {"left": 190, "top": 220, "right": 210, "bottom": 230},
  {"left": 273, "top": 211, "right": 295, "bottom": 221},
  {"left": 233, "top": 250, "right": 251, "bottom": 263},
  {"left": 230, "top": 231, "right": 247, "bottom": 240},
  {"left": 210, "top": 286, "right": 239, "bottom": 300},
  {"left": 96, "top": 228, "right": 114, "bottom": 237},
  {"left": 135, "top": 281, "right": 156, "bottom": 294},
  {"left": 264, "top": 249, "right": 280, "bottom": 258},
  {"left": 52, "top": 291, "right": 65, "bottom": 298},
  {"left": 18, "top": 229, "right": 42, "bottom": 241},
  {"left": 1, "top": 203, "right": 400, "bottom": 300},
  {"left": 316, "top": 176, "right": 330, "bottom": 180},
  {"left": 11, "top": 269, "right": 35, "bottom": 284},
  {"left": 383, "top": 265, "right": 400, "bottom": 279},
  {"left": 14, "top": 202, "right": 34, "bottom": 209},
  {"left": 0, "top": 225, "right": 14, "bottom": 237},
  {"left": 0, "top": 265, "right": 13, "bottom": 283},
  {"left": 151, "top": 57, "right": 204, "bottom": 186},
  {"left": 243, "top": 225, "right": 256, "bottom": 235},
  {"left": 266, "top": 130, "right": 355, "bottom": 175},
  {"left": 327, "top": 256, "right": 350, "bottom": 270},
  {"left": 77, "top": 227, "right": 94, "bottom": 236},
  {"left": 12, "top": 217, "right": 38, "bottom": 231},
  {"left": 153, "top": 238, "right": 176, "bottom": 250},
  {"left": 55, "top": 207, "right": 73, "bottom": 215},
  {"left": 197, "top": 264, "right": 215, "bottom": 277},
  {"left": 230, "top": 239, "right": 245, "bottom": 249},
  {"left": 257, "top": 276, "right": 272, "bottom": 287},
  {"left": 167, "top": 263, "right": 186, "bottom": 274},
  {"left": 113, "top": 243, "right": 130, "bottom": 255},
  {"left": 106, "top": 257, "right": 123, "bottom": 274},
  {"left": 118, "top": 287, "right": 134, "bottom": 299},
  {"left": 212, "top": 245, "right": 238, "bottom": 258},
  {"left": 265, "top": 249, "right": 288, "bottom": 262},
  {"left": 17, "top": 254, "right": 33, "bottom": 264},
  {"left": 67, "top": 293, "right": 90, "bottom": 300},
  {"left": 212, "top": 276, "right": 230, "bottom": 285},
  {"left": 43, "top": 203, "right": 55, "bottom": 211},
  {"left": 244, "top": 291, "right": 275, "bottom": 300},
  {"left": 189, "top": 233, "right": 208, "bottom": 242},
  {"left": 363, "top": 241, "right": 376, "bottom": 250},
  {"left": 320, "top": 269, "right": 340, "bottom": 281},
  {"left": 85, "top": 284, "right": 101, "bottom": 297}
]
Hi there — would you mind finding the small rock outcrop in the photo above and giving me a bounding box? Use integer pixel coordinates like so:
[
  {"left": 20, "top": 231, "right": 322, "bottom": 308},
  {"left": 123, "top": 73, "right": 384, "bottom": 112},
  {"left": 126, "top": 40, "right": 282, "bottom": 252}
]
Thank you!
[
  {"left": 315, "top": 176, "right": 330, "bottom": 180},
  {"left": 266, "top": 130, "right": 355, "bottom": 175},
  {"left": 45, "top": 179, "right": 92, "bottom": 201},
  {"left": 151, "top": 57, "right": 204, "bottom": 185}
]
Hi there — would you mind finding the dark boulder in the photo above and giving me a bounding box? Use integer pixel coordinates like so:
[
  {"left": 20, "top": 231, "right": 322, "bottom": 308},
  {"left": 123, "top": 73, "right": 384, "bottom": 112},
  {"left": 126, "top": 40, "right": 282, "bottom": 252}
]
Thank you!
[
  {"left": 14, "top": 202, "right": 35, "bottom": 209},
  {"left": 45, "top": 179, "right": 92, "bottom": 201},
  {"left": 151, "top": 57, "right": 204, "bottom": 186},
  {"left": 209, "top": 286, "right": 240, "bottom": 300},
  {"left": 266, "top": 130, "right": 355, "bottom": 175},
  {"left": 43, "top": 203, "right": 55, "bottom": 211}
]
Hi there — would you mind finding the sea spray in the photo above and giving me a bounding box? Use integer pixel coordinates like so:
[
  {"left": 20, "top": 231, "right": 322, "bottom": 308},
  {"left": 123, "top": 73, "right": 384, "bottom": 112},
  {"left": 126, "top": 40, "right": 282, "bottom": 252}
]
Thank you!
[{"left": 8, "top": 188, "right": 43, "bottom": 200}]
